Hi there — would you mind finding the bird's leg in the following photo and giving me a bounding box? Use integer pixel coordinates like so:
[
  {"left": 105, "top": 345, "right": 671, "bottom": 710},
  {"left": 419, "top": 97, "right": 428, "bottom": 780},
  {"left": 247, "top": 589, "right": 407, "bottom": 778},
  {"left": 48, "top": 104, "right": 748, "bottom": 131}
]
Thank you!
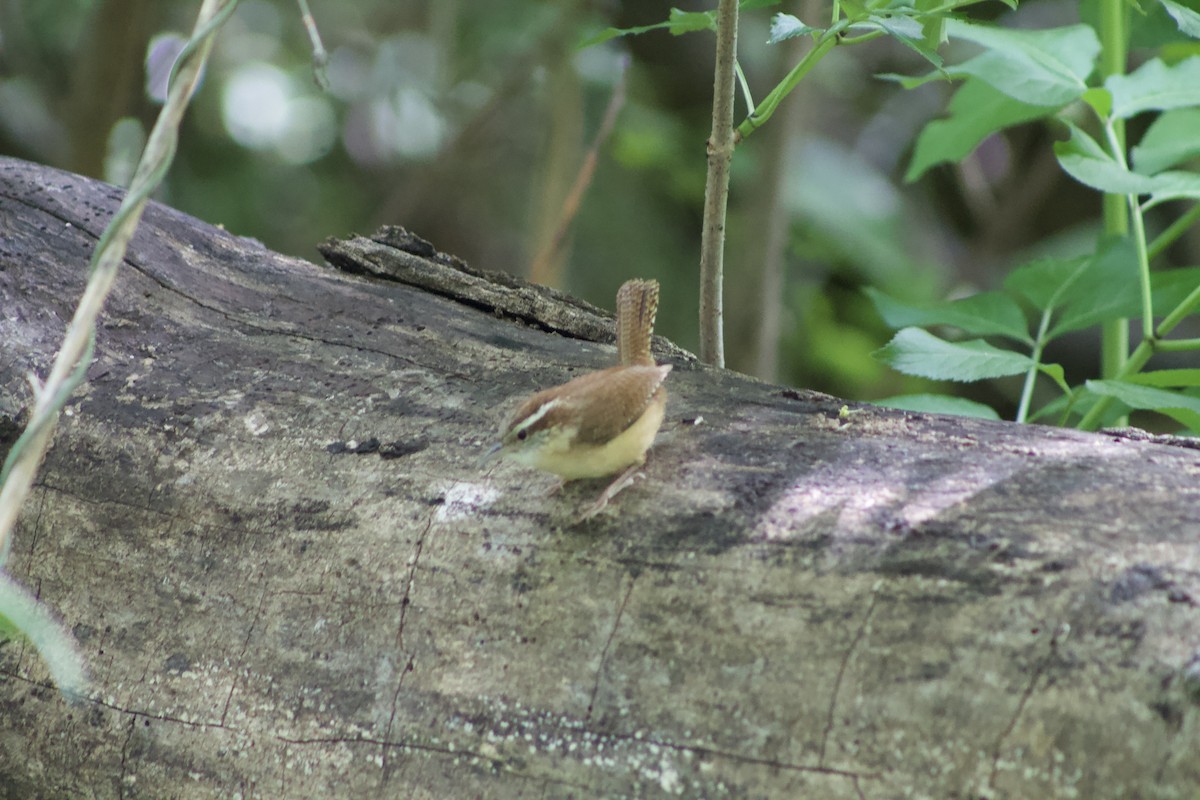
[{"left": 577, "top": 464, "right": 644, "bottom": 521}]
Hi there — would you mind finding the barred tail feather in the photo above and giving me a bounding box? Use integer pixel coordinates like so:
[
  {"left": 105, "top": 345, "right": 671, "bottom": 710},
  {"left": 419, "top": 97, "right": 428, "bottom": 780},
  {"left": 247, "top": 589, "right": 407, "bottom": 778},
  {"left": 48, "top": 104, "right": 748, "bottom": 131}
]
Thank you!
[{"left": 616, "top": 279, "right": 659, "bottom": 367}]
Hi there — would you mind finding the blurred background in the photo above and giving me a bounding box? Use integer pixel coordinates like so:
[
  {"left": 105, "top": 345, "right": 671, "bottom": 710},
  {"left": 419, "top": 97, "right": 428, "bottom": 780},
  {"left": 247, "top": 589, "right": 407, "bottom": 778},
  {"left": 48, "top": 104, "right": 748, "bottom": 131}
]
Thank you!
[{"left": 2, "top": 0, "right": 1196, "bottom": 416}]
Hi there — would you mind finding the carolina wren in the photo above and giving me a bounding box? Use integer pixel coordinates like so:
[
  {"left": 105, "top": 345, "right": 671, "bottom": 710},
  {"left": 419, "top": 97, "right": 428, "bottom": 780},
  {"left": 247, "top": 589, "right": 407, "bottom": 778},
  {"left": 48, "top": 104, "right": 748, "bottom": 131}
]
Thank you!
[{"left": 484, "top": 279, "right": 671, "bottom": 518}]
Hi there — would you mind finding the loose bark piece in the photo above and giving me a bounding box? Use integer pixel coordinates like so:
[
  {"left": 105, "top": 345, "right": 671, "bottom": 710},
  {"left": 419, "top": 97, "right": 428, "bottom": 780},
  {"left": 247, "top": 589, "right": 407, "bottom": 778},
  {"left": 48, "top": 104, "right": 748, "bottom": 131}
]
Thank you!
[{"left": 2, "top": 156, "right": 1199, "bottom": 799}]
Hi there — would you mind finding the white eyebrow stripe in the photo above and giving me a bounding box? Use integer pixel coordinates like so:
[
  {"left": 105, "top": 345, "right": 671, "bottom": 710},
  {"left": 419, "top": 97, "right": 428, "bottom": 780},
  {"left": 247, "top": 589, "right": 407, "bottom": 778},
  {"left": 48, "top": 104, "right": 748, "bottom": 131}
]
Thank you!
[{"left": 513, "top": 397, "right": 561, "bottom": 433}]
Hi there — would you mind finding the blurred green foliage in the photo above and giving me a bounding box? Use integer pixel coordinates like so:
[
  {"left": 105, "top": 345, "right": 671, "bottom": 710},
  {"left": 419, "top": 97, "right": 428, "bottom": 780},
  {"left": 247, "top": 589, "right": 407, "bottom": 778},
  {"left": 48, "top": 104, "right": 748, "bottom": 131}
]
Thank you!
[{"left": 3, "top": 0, "right": 1198, "bottom": 418}]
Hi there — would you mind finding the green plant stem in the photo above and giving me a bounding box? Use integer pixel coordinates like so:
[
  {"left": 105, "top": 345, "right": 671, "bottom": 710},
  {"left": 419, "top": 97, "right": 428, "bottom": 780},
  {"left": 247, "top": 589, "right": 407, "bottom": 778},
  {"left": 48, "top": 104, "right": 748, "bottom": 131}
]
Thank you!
[
  {"left": 734, "top": 61, "right": 754, "bottom": 116},
  {"left": 699, "top": 0, "right": 739, "bottom": 366},
  {"left": 839, "top": 30, "right": 885, "bottom": 45},
  {"left": 1101, "top": 121, "right": 1155, "bottom": 342},
  {"left": 1127, "top": 194, "right": 1154, "bottom": 341},
  {"left": 0, "top": 0, "right": 237, "bottom": 563},
  {"left": 1158, "top": 280, "right": 1200, "bottom": 333},
  {"left": 1098, "top": 0, "right": 1128, "bottom": 385},
  {"left": 1077, "top": 279, "right": 1200, "bottom": 429},
  {"left": 736, "top": 28, "right": 838, "bottom": 142},
  {"left": 1153, "top": 338, "right": 1200, "bottom": 352},
  {"left": 1147, "top": 202, "right": 1200, "bottom": 261},
  {"left": 1016, "top": 309, "right": 1053, "bottom": 423},
  {"left": 1075, "top": 117, "right": 1162, "bottom": 432}
]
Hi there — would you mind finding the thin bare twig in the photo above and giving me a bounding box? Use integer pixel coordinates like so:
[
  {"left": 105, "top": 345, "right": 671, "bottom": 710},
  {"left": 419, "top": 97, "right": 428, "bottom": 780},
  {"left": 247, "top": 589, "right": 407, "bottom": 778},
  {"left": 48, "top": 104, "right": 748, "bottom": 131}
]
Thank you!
[
  {"left": 294, "top": 0, "right": 329, "bottom": 89},
  {"left": 528, "top": 56, "right": 629, "bottom": 286},
  {"left": 699, "top": 0, "right": 739, "bottom": 367}
]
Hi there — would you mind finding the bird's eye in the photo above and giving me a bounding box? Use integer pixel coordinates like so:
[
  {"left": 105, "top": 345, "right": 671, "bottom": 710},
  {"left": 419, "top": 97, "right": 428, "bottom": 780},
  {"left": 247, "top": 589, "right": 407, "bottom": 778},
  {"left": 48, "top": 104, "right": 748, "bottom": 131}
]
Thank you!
[{"left": 517, "top": 429, "right": 527, "bottom": 441}]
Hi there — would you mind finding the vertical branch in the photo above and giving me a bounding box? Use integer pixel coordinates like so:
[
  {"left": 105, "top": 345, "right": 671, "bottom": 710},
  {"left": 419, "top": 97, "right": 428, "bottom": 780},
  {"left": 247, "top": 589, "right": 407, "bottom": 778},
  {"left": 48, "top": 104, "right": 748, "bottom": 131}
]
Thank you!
[
  {"left": 699, "top": 0, "right": 739, "bottom": 367},
  {"left": 1098, "top": 0, "right": 1128, "bottom": 383}
]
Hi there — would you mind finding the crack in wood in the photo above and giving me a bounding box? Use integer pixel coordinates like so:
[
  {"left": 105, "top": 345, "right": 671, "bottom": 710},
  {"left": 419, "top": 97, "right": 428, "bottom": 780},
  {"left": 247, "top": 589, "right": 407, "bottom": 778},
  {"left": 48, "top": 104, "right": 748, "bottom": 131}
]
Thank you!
[
  {"left": 85, "top": 693, "right": 230, "bottom": 729},
  {"left": 819, "top": 581, "right": 881, "bottom": 768},
  {"left": 986, "top": 621, "right": 1069, "bottom": 791},
  {"left": 586, "top": 574, "right": 635, "bottom": 721},
  {"left": 220, "top": 583, "right": 272, "bottom": 727},
  {"left": 377, "top": 653, "right": 416, "bottom": 795},
  {"left": 17, "top": 486, "right": 48, "bottom": 575},
  {"left": 116, "top": 714, "right": 136, "bottom": 800},
  {"left": 379, "top": 514, "right": 435, "bottom": 788}
]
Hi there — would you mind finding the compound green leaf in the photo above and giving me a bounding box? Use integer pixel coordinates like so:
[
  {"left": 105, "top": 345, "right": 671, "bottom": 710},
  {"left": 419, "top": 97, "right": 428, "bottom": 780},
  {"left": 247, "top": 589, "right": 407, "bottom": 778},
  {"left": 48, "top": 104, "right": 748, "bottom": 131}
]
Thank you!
[
  {"left": 1107, "top": 56, "right": 1200, "bottom": 119},
  {"left": 1055, "top": 121, "right": 1163, "bottom": 195},
  {"left": 1144, "top": 169, "right": 1200, "bottom": 210},
  {"left": 769, "top": 13, "right": 819, "bottom": 43},
  {"left": 873, "top": 327, "right": 1033, "bottom": 381},
  {"left": 906, "top": 79, "right": 1055, "bottom": 181},
  {"left": 579, "top": 7, "right": 715, "bottom": 46},
  {"left": 1003, "top": 255, "right": 1090, "bottom": 311},
  {"left": 1132, "top": 108, "right": 1200, "bottom": 174},
  {"left": 869, "top": 14, "right": 944, "bottom": 69},
  {"left": 942, "top": 19, "right": 1099, "bottom": 107},
  {"left": 865, "top": 287, "right": 1030, "bottom": 342},
  {"left": 1050, "top": 237, "right": 1140, "bottom": 337},
  {"left": 1161, "top": 0, "right": 1200, "bottom": 38},
  {"left": 1085, "top": 379, "right": 1200, "bottom": 431}
]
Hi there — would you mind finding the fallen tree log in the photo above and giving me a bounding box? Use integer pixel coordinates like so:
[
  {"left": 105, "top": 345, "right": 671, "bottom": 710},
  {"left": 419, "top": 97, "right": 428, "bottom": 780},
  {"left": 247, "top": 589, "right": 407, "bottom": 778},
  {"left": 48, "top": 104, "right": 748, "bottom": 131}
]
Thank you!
[{"left": 1, "top": 155, "right": 1199, "bottom": 799}]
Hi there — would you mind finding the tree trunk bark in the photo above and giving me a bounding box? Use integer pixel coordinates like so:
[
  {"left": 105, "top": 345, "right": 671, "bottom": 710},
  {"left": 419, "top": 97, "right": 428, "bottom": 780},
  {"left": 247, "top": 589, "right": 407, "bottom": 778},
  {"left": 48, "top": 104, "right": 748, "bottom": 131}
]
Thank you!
[{"left": 1, "top": 156, "right": 1199, "bottom": 799}]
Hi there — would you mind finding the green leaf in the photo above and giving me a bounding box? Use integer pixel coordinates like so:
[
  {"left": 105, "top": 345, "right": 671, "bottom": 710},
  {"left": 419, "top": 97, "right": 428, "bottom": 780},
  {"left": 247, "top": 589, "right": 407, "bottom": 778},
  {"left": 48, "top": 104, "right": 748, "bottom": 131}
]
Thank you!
[
  {"left": 1050, "top": 237, "right": 1140, "bottom": 336},
  {"left": 1003, "top": 254, "right": 1090, "bottom": 311},
  {"left": 1054, "top": 121, "right": 1163, "bottom": 195},
  {"left": 878, "top": 71, "right": 944, "bottom": 90},
  {"left": 1153, "top": 267, "right": 1200, "bottom": 313},
  {"left": 1082, "top": 86, "right": 1113, "bottom": 118},
  {"left": 916, "top": 0, "right": 948, "bottom": 50},
  {"left": 1144, "top": 169, "right": 1200, "bottom": 210},
  {"left": 580, "top": 23, "right": 671, "bottom": 47},
  {"left": 579, "top": 28, "right": 628, "bottom": 47},
  {"left": 1132, "top": 108, "right": 1200, "bottom": 174},
  {"left": 1161, "top": 0, "right": 1200, "bottom": 38},
  {"left": 1085, "top": 379, "right": 1200, "bottom": 430},
  {"left": 942, "top": 19, "right": 1099, "bottom": 106},
  {"left": 906, "top": 79, "right": 1056, "bottom": 181},
  {"left": 875, "top": 393, "right": 1002, "bottom": 420},
  {"left": 873, "top": 327, "right": 1033, "bottom": 381},
  {"left": 865, "top": 286, "right": 1030, "bottom": 342},
  {"left": 769, "top": 13, "right": 819, "bottom": 43},
  {"left": 868, "top": 14, "right": 944, "bottom": 69},
  {"left": 668, "top": 8, "right": 718, "bottom": 35},
  {"left": 579, "top": 7, "right": 715, "bottom": 46},
  {"left": 580, "top": 22, "right": 672, "bottom": 46},
  {"left": 1029, "top": 390, "right": 1087, "bottom": 425},
  {"left": 1107, "top": 56, "right": 1200, "bottom": 119},
  {"left": 839, "top": 0, "right": 869, "bottom": 18},
  {"left": 1051, "top": 119, "right": 1200, "bottom": 206},
  {"left": 1038, "top": 361, "right": 1071, "bottom": 395},
  {"left": 0, "top": 574, "right": 87, "bottom": 699},
  {"left": 741, "top": 0, "right": 782, "bottom": 8}
]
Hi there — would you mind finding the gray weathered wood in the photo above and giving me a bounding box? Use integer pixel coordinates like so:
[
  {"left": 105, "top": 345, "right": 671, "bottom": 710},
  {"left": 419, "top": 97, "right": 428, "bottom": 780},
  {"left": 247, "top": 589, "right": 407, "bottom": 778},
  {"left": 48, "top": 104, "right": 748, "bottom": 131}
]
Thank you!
[{"left": 1, "top": 156, "right": 1199, "bottom": 799}]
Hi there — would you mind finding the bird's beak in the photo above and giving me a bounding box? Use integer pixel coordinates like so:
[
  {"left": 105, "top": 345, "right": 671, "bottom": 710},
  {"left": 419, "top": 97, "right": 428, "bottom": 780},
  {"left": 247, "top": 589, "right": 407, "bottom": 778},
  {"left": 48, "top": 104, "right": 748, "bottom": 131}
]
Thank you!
[{"left": 479, "top": 442, "right": 503, "bottom": 468}]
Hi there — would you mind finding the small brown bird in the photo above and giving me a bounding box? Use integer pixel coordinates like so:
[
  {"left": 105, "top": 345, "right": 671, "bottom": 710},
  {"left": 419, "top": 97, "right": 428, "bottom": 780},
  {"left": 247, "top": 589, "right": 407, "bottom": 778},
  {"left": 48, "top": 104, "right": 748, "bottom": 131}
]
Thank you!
[{"left": 484, "top": 279, "right": 671, "bottom": 518}]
